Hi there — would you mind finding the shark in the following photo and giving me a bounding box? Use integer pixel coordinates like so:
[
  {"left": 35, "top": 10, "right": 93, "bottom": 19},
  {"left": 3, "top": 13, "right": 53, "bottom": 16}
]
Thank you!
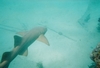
[{"left": 0, "top": 26, "right": 50, "bottom": 68}]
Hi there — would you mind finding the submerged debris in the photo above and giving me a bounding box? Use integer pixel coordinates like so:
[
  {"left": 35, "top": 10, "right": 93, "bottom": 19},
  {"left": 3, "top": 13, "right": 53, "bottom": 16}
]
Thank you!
[
  {"left": 36, "top": 62, "right": 44, "bottom": 68},
  {"left": 78, "top": 14, "right": 90, "bottom": 26},
  {"left": 58, "top": 32, "right": 63, "bottom": 35},
  {"left": 97, "top": 26, "right": 100, "bottom": 32},
  {"left": 97, "top": 18, "right": 100, "bottom": 32}
]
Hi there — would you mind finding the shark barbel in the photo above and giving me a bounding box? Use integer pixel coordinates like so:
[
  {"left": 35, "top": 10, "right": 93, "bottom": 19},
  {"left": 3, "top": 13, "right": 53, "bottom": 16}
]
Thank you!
[{"left": 0, "top": 26, "right": 50, "bottom": 68}]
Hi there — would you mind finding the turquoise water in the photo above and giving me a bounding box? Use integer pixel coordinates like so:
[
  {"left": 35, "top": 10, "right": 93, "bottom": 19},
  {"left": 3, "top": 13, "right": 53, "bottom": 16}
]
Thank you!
[{"left": 0, "top": 0, "right": 100, "bottom": 68}]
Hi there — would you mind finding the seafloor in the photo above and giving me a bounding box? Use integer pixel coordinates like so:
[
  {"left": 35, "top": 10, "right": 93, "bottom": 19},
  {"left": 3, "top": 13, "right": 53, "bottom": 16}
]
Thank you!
[{"left": 0, "top": 0, "right": 100, "bottom": 68}]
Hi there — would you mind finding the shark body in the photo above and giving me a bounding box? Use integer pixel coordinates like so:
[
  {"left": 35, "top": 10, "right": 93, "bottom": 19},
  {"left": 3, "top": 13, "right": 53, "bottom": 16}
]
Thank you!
[{"left": 0, "top": 26, "right": 49, "bottom": 68}]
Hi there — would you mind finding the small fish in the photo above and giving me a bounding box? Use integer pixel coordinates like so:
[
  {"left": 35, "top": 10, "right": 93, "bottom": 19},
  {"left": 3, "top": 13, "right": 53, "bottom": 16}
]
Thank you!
[{"left": 0, "top": 26, "right": 50, "bottom": 68}]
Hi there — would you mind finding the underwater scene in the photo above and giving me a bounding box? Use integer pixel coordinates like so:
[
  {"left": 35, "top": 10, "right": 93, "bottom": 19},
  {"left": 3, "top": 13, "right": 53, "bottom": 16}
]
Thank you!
[{"left": 0, "top": 0, "right": 100, "bottom": 68}]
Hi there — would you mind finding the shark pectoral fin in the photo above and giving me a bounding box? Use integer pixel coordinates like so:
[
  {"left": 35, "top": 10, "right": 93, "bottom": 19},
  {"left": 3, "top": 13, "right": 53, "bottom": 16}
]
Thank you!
[
  {"left": 14, "top": 35, "right": 22, "bottom": 47},
  {"left": 1, "top": 52, "right": 11, "bottom": 63},
  {"left": 19, "top": 49, "right": 28, "bottom": 56},
  {"left": 37, "top": 34, "right": 50, "bottom": 46}
]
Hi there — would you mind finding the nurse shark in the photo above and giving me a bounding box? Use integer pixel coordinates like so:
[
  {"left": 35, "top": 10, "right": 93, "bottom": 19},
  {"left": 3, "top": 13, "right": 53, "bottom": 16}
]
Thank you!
[{"left": 0, "top": 26, "right": 50, "bottom": 68}]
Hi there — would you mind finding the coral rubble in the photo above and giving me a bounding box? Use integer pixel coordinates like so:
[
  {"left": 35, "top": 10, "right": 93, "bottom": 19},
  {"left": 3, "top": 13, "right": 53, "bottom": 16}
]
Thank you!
[{"left": 90, "top": 43, "right": 100, "bottom": 68}]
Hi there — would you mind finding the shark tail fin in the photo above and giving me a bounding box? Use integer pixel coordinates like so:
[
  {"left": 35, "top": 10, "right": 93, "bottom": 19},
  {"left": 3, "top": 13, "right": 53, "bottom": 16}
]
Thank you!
[
  {"left": 1, "top": 52, "right": 11, "bottom": 62},
  {"left": 37, "top": 34, "right": 50, "bottom": 46},
  {"left": 0, "top": 63, "right": 10, "bottom": 68},
  {"left": 0, "top": 52, "right": 11, "bottom": 68}
]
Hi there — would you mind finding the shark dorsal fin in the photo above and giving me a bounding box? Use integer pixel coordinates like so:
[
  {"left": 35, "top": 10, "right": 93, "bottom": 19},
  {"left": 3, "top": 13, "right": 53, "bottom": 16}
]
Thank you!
[
  {"left": 14, "top": 35, "right": 22, "bottom": 47},
  {"left": 14, "top": 31, "right": 27, "bottom": 47},
  {"left": 37, "top": 34, "right": 50, "bottom": 46},
  {"left": 19, "top": 49, "right": 28, "bottom": 56}
]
